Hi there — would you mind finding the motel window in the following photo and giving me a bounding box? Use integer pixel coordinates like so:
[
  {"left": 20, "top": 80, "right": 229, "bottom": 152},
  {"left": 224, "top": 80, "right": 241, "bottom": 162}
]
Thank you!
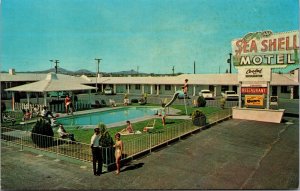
[
  {"left": 221, "top": 85, "right": 229, "bottom": 92},
  {"left": 165, "top": 85, "right": 171, "bottom": 91},
  {"left": 135, "top": 84, "right": 141, "bottom": 90},
  {"left": 281, "top": 86, "right": 291, "bottom": 93}
]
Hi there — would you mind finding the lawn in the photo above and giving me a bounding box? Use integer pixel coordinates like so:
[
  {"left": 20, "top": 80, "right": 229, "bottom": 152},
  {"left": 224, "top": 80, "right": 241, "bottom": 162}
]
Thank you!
[
  {"left": 57, "top": 118, "right": 186, "bottom": 144},
  {"left": 5, "top": 104, "right": 223, "bottom": 145},
  {"left": 58, "top": 104, "right": 222, "bottom": 144},
  {"left": 171, "top": 105, "right": 222, "bottom": 116}
]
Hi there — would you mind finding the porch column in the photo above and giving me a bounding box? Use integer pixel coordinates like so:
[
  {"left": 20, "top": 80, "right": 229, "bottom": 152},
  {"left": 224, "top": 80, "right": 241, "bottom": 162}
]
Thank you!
[
  {"left": 174, "top": 85, "right": 177, "bottom": 92},
  {"left": 88, "top": 90, "right": 91, "bottom": 108},
  {"left": 214, "top": 86, "right": 217, "bottom": 97},
  {"left": 101, "top": 84, "right": 104, "bottom": 92},
  {"left": 113, "top": 84, "right": 117, "bottom": 94},
  {"left": 26, "top": 92, "right": 30, "bottom": 107},
  {"left": 12, "top": 92, "right": 15, "bottom": 111},
  {"left": 43, "top": 92, "right": 47, "bottom": 107},
  {"left": 290, "top": 86, "right": 294, "bottom": 99},
  {"left": 156, "top": 85, "right": 159, "bottom": 95},
  {"left": 127, "top": 84, "right": 130, "bottom": 94},
  {"left": 150, "top": 85, "right": 153, "bottom": 95},
  {"left": 193, "top": 85, "right": 196, "bottom": 96},
  {"left": 36, "top": 93, "right": 39, "bottom": 104},
  {"left": 142, "top": 85, "right": 145, "bottom": 94}
]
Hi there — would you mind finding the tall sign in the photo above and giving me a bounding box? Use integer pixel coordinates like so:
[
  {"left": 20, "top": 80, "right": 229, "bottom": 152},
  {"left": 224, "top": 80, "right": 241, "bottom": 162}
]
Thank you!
[
  {"left": 232, "top": 30, "right": 299, "bottom": 67},
  {"left": 231, "top": 30, "right": 299, "bottom": 109}
]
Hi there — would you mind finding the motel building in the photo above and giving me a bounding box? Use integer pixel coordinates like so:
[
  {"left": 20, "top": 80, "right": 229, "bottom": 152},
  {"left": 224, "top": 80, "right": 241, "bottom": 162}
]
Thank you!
[{"left": 1, "top": 67, "right": 299, "bottom": 102}]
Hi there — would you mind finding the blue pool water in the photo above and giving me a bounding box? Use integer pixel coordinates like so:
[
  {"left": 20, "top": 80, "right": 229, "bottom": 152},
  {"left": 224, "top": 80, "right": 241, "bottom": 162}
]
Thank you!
[{"left": 56, "top": 107, "right": 159, "bottom": 126}]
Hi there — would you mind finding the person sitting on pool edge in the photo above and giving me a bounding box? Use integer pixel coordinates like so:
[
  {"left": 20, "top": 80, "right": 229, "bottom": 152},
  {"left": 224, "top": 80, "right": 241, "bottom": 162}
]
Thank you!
[{"left": 119, "top": 120, "right": 134, "bottom": 134}]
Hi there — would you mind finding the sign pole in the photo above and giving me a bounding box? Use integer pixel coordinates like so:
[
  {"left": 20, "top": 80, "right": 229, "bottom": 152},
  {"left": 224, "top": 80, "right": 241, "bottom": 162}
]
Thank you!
[
  {"left": 266, "top": 81, "right": 270, "bottom": 109},
  {"left": 238, "top": 82, "right": 242, "bottom": 108}
]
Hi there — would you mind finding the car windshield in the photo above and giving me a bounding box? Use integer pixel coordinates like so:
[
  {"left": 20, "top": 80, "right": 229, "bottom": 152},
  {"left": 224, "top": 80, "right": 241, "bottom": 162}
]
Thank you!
[{"left": 202, "top": 90, "right": 210, "bottom": 93}]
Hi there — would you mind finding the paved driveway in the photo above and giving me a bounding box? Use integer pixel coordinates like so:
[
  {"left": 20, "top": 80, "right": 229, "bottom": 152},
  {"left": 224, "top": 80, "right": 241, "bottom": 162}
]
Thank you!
[{"left": 1, "top": 116, "right": 298, "bottom": 190}]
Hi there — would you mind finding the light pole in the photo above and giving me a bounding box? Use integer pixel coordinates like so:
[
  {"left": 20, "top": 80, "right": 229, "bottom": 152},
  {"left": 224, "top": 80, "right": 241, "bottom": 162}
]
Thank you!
[
  {"left": 227, "top": 53, "right": 232, "bottom": 74},
  {"left": 49, "top": 60, "right": 59, "bottom": 74},
  {"left": 95, "top": 58, "right": 102, "bottom": 93}
]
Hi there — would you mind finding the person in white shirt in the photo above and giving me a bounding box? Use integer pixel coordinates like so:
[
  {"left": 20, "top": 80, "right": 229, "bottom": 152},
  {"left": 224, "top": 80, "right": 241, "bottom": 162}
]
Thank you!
[
  {"left": 90, "top": 127, "right": 103, "bottom": 176},
  {"left": 57, "top": 124, "right": 75, "bottom": 141}
]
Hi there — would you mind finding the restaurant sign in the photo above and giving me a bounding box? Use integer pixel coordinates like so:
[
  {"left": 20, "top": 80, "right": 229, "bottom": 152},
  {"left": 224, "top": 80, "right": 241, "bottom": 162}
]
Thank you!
[
  {"left": 232, "top": 30, "right": 299, "bottom": 67},
  {"left": 245, "top": 95, "right": 264, "bottom": 106},
  {"left": 241, "top": 87, "right": 267, "bottom": 94}
]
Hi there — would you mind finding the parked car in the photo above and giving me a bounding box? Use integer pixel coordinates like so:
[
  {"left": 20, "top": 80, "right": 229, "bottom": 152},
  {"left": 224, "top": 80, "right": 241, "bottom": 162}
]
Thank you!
[
  {"left": 199, "top": 89, "right": 214, "bottom": 99},
  {"left": 104, "top": 88, "right": 114, "bottom": 95},
  {"left": 221, "top": 90, "right": 239, "bottom": 100}
]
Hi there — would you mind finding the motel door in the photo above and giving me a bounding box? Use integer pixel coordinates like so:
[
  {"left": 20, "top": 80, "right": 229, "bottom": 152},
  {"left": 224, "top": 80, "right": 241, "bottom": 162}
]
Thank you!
[
  {"left": 272, "top": 86, "right": 277, "bottom": 96},
  {"left": 293, "top": 86, "right": 299, "bottom": 99}
]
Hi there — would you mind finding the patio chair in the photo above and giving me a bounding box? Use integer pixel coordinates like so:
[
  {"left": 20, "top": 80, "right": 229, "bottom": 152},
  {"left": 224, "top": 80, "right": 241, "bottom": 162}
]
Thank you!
[
  {"left": 2, "top": 114, "right": 16, "bottom": 126},
  {"left": 143, "top": 119, "right": 156, "bottom": 132},
  {"left": 100, "top": 100, "right": 107, "bottom": 107}
]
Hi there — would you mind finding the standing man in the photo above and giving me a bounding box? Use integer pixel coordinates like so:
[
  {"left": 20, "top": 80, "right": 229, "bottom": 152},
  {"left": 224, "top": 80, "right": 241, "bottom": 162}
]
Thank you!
[{"left": 90, "top": 127, "right": 103, "bottom": 176}]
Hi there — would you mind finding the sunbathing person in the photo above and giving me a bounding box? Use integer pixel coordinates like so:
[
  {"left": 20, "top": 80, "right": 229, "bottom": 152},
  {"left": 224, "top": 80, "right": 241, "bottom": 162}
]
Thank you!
[{"left": 119, "top": 120, "right": 134, "bottom": 134}]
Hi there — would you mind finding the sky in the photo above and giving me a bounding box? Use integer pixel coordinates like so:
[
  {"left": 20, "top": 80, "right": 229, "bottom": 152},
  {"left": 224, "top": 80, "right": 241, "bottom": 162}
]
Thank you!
[{"left": 0, "top": 0, "right": 299, "bottom": 74}]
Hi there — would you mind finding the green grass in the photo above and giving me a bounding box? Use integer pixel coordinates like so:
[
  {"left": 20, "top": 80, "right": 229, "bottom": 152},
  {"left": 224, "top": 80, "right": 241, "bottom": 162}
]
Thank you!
[
  {"left": 6, "top": 104, "right": 223, "bottom": 145},
  {"left": 171, "top": 105, "right": 222, "bottom": 116},
  {"left": 61, "top": 105, "right": 222, "bottom": 144},
  {"left": 62, "top": 118, "right": 186, "bottom": 144}
]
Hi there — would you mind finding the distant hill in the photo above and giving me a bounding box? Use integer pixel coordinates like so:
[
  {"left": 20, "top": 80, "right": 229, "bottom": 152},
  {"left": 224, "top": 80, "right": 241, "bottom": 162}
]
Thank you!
[
  {"left": 30, "top": 68, "right": 149, "bottom": 76},
  {"left": 1, "top": 67, "right": 180, "bottom": 76}
]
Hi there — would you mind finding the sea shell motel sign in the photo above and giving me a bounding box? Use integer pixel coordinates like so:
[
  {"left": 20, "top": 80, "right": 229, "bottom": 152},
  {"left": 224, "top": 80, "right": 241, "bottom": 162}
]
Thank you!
[
  {"left": 231, "top": 30, "right": 299, "bottom": 109},
  {"left": 232, "top": 30, "right": 299, "bottom": 67}
]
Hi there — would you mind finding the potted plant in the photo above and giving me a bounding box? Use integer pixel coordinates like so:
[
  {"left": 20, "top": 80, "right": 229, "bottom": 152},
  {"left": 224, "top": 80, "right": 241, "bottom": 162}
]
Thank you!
[{"left": 191, "top": 110, "right": 206, "bottom": 126}]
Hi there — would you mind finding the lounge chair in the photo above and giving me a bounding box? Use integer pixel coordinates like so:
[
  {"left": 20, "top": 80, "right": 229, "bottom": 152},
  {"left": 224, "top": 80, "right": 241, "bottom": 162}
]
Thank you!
[
  {"left": 143, "top": 119, "right": 156, "bottom": 132},
  {"left": 119, "top": 130, "right": 142, "bottom": 136},
  {"left": 109, "top": 99, "right": 117, "bottom": 107},
  {"left": 91, "top": 100, "right": 101, "bottom": 108}
]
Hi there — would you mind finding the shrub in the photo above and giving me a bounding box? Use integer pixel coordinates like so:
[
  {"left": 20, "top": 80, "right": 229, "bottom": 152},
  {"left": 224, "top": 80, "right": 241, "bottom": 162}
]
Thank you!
[
  {"left": 98, "top": 123, "right": 114, "bottom": 147},
  {"left": 98, "top": 123, "right": 115, "bottom": 164},
  {"left": 191, "top": 110, "right": 206, "bottom": 126},
  {"left": 197, "top": 96, "right": 206, "bottom": 107},
  {"left": 31, "top": 118, "right": 54, "bottom": 148},
  {"left": 131, "top": 98, "right": 139, "bottom": 103}
]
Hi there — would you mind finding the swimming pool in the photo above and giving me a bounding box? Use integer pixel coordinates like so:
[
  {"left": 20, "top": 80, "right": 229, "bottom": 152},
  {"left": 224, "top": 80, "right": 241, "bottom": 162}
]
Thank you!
[{"left": 56, "top": 107, "right": 159, "bottom": 126}]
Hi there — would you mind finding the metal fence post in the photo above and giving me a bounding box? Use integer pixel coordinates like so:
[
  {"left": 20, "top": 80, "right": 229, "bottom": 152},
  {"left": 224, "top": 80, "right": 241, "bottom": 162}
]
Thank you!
[{"left": 149, "top": 134, "right": 152, "bottom": 153}]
